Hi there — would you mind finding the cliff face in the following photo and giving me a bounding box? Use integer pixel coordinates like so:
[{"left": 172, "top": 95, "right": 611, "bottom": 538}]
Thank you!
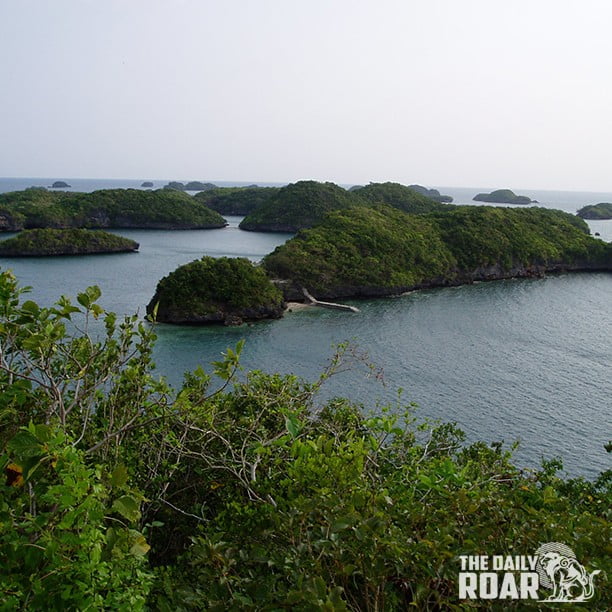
[{"left": 275, "top": 259, "right": 612, "bottom": 302}]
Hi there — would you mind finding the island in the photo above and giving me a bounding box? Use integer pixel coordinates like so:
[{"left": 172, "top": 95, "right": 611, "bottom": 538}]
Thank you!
[
  {"left": 576, "top": 202, "right": 612, "bottom": 220},
  {"left": 0, "top": 228, "right": 139, "bottom": 257},
  {"left": 194, "top": 186, "right": 279, "bottom": 216},
  {"left": 0, "top": 188, "right": 228, "bottom": 231},
  {"left": 473, "top": 189, "right": 535, "bottom": 204},
  {"left": 147, "top": 256, "right": 284, "bottom": 325},
  {"left": 141, "top": 181, "right": 154, "bottom": 188},
  {"left": 351, "top": 182, "right": 454, "bottom": 213},
  {"left": 49, "top": 181, "right": 71, "bottom": 189},
  {"left": 239, "top": 180, "right": 357, "bottom": 232},
  {"left": 263, "top": 205, "right": 610, "bottom": 300},
  {"left": 407, "top": 184, "right": 453, "bottom": 203},
  {"left": 163, "top": 181, "right": 218, "bottom": 191}
]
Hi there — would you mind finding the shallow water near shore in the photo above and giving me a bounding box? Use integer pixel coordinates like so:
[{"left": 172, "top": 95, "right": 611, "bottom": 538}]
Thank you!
[{"left": 0, "top": 180, "right": 610, "bottom": 478}]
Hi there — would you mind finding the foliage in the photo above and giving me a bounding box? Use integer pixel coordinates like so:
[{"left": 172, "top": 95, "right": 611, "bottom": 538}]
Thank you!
[
  {"left": 264, "top": 204, "right": 611, "bottom": 298},
  {"left": 0, "top": 228, "right": 138, "bottom": 256},
  {"left": 0, "top": 273, "right": 610, "bottom": 610},
  {"left": 472, "top": 189, "right": 533, "bottom": 204},
  {"left": 147, "top": 256, "right": 284, "bottom": 323},
  {"left": 239, "top": 180, "right": 358, "bottom": 232},
  {"left": 352, "top": 182, "right": 453, "bottom": 213},
  {"left": 0, "top": 188, "right": 227, "bottom": 230},
  {"left": 576, "top": 202, "right": 612, "bottom": 219},
  {"left": 264, "top": 205, "right": 454, "bottom": 297},
  {"left": 194, "top": 186, "right": 280, "bottom": 216}
]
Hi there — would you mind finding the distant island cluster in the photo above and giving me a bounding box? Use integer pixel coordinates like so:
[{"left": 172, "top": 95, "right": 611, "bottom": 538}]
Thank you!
[{"left": 0, "top": 180, "right": 609, "bottom": 325}]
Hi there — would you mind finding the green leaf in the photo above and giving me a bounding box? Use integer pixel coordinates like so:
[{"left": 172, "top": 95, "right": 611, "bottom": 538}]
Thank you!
[
  {"left": 129, "top": 534, "right": 150, "bottom": 556},
  {"left": 7, "top": 430, "right": 43, "bottom": 458},
  {"left": 112, "top": 495, "right": 141, "bottom": 522},
  {"left": 111, "top": 464, "right": 129, "bottom": 489}
]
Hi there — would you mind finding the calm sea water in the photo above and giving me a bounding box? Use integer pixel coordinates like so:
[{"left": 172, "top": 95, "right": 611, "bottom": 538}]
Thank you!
[{"left": 0, "top": 178, "right": 610, "bottom": 478}]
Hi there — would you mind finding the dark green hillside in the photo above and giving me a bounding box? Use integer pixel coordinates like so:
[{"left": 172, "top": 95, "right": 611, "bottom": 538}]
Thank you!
[
  {"left": 264, "top": 205, "right": 455, "bottom": 296},
  {"left": 577, "top": 202, "right": 612, "bottom": 219},
  {"left": 195, "top": 186, "right": 279, "bottom": 216},
  {"left": 427, "top": 206, "right": 607, "bottom": 271},
  {"left": 0, "top": 188, "right": 227, "bottom": 230},
  {"left": 264, "top": 205, "right": 611, "bottom": 299},
  {"left": 147, "top": 256, "right": 284, "bottom": 325},
  {"left": 353, "top": 182, "right": 453, "bottom": 213},
  {"left": 239, "top": 181, "right": 357, "bottom": 232},
  {"left": 0, "top": 228, "right": 139, "bottom": 256}
]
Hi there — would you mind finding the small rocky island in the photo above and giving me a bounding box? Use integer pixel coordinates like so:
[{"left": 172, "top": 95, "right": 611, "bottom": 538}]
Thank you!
[
  {"left": 473, "top": 189, "right": 535, "bottom": 204},
  {"left": 163, "top": 181, "right": 218, "bottom": 191},
  {"left": 576, "top": 202, "right": 612, "bottom": 220},
  {"left": 0, "top": 228, "right": 139, "bottom": 257},
  {"left": 147, "top": 256, "right": 285, "bottom": 325},
  {"left": 141, "top": 181, "right": 154, "bottom": 188},
  {"left": 49, "top": 181, "right": 71, "bottom": 189}
]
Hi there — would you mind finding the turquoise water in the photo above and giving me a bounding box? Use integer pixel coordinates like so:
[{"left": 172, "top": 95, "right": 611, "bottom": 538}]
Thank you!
[{"left": 0, "top": 179, "right": 610, "bottom": 478}]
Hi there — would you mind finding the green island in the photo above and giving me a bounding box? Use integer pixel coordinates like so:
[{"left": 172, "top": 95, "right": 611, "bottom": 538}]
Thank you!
[
  {"left": 407, "top": 184, "right": 454, "bottom": 202},
  {"left": 263, "top": 205, "right": 611, "bottom": 299},
  {"left": 147, "top": 256, "right": 284, "bottom": 325},
  {"left": 163, "top": 181, "right": 218, "bottom": 191},
  {"left": 352, "top": 182, "right": 454, "bottom": 214},
  {"left": 473, "top": 189, "right": 535, "bottom": 204},
  {"left": 0, "top": 187, "right": 227, "bottom": 230},
  {"left": 577, "top": 202, "right": 612, "bottom": 219},
  {"left": 239, "top": 180, "right": 358, "bottom": 232},
  {"left": 0, "top": 228, "right": 139, "bottom": 256},
  {"left": 0, "top": 272, "right": 609, "bottom": 609},
  {"left": 194, "top": 185, "right": 280, "bottom": 216}
]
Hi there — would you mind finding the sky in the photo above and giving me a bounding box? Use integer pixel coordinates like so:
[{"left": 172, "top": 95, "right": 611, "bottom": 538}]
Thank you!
[{"left": 1, "top": 0, "right": 612, "bottom": 190}]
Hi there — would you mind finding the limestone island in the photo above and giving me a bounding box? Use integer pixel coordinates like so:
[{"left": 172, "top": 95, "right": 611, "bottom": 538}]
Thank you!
[
  {"left": 263, "top": 205, "right": 610, "bottom": 302},
  {"left": 407, "top": 184, "right": 453, "bottom": 203},
  {"left": 49, "top": 181, "right": 71, "bottom": 189},
  {"left": 163, "top": 181, "right": 218, "bottom": 191},
  {"left": 576, "top": 202, "right": 612, "bottom": 220},
  {"left": 141, "top": 181, "right": 154, "bottom": 188},
  {"left": 195, "top": 186, "right": 280, "bottom": 216},
  {"left": 473, "top": 189, "right": 535, "bottom": 204},
  {"left": 0, "top": 187, "right": 227, "bottom": 231},
  {"left": 0, "top": 228, "right": 139, "bottom": 257},
  {"left": 147, "top": 256, "right": 284, "bottom": 325},
  {"left": 238, "top": 180, "right": 451, "bottom": 233}
]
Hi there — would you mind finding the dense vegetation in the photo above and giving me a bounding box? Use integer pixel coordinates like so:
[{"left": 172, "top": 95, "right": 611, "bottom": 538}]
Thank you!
[
  {"left": 0, "top": 188, "right": 227, "bottom": 230},
  {"left": 147, "top": 256, "right": 284, "bottom": 324},
  {"left": 577, "top": 202, "right": 612, "bottom": 219},
  {"left": 473, "top": 189, "right": 534, "bottom": 204},
  {"left": 0, "top": 274, "right": 609, "bottom": 609},
  {"left": 239, "top": 181, "right": 357, "bottom": 232},
  {"left": 0, "top": 228, "right": 139, "bottom": 256},
  {"left": 352, "top": 182, "right": 453, "bottom": 214},
  {"left": 264, "top": 205, "right": 611, "bottom": 298},
  {"left": 194, "top": 186, "right": 280, "bottom": 216}
]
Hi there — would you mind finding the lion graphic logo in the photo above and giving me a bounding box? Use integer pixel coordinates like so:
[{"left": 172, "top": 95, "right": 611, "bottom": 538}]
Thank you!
[{"left": 535, "top": 542, "right": 601, "bottom": 602}]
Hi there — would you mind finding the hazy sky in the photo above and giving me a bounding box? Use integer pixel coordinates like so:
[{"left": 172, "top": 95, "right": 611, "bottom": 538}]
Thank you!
[{"left": 2, "top": 0, "right": 612, "bottom": 190}]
